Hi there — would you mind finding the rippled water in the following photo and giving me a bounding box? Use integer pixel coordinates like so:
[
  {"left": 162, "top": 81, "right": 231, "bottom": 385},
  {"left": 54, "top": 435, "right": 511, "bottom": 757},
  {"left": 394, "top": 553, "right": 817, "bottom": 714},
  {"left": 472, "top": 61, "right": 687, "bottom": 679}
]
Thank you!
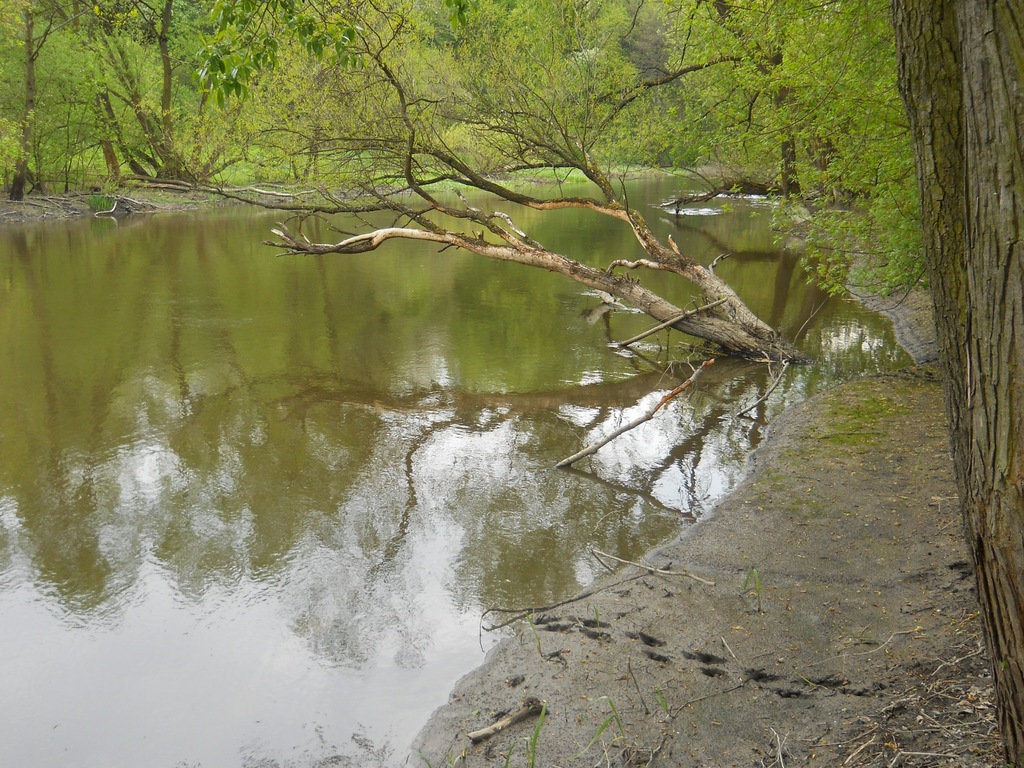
[{"left": 0, "top": 177, "right": 909, "bottom": 766}]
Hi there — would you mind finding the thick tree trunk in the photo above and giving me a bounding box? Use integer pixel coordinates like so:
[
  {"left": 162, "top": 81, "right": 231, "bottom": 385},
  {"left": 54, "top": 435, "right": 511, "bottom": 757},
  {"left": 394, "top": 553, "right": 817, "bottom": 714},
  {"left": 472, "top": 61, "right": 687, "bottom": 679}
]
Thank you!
[
  {"left": 10, "top": 9, "right": 35, "bottom": 202},
  {"left": 893, "top": 1, "right": 1024, "bottom": 763},
  {"left": 99, "top": 139, "right": 120, "bottom": 181}
]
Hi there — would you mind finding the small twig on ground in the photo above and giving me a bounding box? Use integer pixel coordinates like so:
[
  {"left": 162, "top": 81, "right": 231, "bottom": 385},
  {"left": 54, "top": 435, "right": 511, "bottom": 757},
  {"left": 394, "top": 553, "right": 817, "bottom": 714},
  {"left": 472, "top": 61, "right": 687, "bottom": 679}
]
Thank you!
[
  {"left": 671, "top": 682, "right": 745, "bottom": 716},
  {"left": 591, "top": 548, "right": 715, "bottom": 586},
  {"left": 843, "top": 735, "right": 876, "bottom": 765},
  {"left": 769, "top": 727, "right": 787, "bottom": 768},
  {"left": 930, "top": 644, "right": 984, "bottom": 676},
  {"left": 721, "top": 636, "right": 738, "bottom": 661},
  {"left": 626, "top": 658, "right": 650, "bottom": 715},
  {"left": 888, "top": 751, "right": 956, "bottom": 767},
  {"left": 843, "top": 630, "right": 919, "bottom": 657}
]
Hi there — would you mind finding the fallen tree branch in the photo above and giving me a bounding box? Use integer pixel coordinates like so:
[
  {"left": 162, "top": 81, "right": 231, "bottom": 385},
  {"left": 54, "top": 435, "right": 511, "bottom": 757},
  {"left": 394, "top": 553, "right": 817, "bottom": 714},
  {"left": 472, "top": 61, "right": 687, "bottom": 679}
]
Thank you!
[
  {"left": 555, "top": 359, "right": 714, "bottom": 468},
  {"left": 466, "top": 697, "right": 544, "bottom": 744},
  {"left": 735, "top": 361, "right": 789, "bottom": 418},
  {"left": 709, "top": 252, "right": 731, "bottom": 272},
  {"left": 615, "top": 299, "right": 728, "bottom": 348},
  {"left": 606, "top": 257, "right": 673, "bottom": 271},
  {"left": 591, "top": 548, "right": 715, "bottom": 586},
  {"left": 659, "top": 180, "right": 776, "bottom": 210},
  {"left": 481, "top": 573, "right": 649, "bottom": 630}
]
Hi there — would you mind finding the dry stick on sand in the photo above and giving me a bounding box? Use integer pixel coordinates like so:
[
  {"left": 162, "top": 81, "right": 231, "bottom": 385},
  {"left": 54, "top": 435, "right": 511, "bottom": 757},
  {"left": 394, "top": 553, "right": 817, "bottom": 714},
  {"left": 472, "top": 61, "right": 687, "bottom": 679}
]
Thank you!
[
  {"left": 466, "top": 697, "right": 544, "bottom": 744},
  {"left": 481, "top": 573, "right": 650, "bottom": 631},
  {"left": 591, "top": 548, "right": 715, "bottom": 586},
  {"left": 555, "top": 359, "right": 714, "bottom": 468},
  {"left": 482, "top": 551, "right": 716, "bottom": 632}
]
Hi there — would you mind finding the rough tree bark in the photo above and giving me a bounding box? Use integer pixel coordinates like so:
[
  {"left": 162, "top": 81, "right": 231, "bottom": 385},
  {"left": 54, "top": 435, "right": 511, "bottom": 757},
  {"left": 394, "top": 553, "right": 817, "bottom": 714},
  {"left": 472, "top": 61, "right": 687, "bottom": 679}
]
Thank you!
[
  {"left": 10, "top": 8, "right": 36, "bottom": 202},
  {"left": 893, "top": 1, "right": 1024, "bottom": 762}
]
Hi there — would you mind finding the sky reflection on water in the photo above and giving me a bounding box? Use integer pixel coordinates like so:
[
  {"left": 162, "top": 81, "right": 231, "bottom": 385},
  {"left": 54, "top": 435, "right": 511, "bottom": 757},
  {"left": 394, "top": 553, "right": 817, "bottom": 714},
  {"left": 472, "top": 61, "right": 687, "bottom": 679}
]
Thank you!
[{"left": 0, "top": 180, "right": 910, "bottom": 766}]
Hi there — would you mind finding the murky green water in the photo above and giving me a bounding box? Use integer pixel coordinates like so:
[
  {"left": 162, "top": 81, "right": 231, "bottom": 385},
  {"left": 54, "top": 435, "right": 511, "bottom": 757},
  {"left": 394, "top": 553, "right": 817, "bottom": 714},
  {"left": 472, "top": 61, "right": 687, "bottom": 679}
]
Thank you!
[{"left": 0, "top": 177, "right": 909, "bottom": 766}]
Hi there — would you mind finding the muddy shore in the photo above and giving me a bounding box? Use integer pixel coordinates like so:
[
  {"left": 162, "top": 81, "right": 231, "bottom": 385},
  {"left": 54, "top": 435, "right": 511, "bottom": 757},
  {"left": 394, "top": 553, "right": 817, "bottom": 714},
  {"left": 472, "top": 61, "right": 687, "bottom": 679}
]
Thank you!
[{"left": 410, "top": 299, "right": 1000, "bottom": 767}]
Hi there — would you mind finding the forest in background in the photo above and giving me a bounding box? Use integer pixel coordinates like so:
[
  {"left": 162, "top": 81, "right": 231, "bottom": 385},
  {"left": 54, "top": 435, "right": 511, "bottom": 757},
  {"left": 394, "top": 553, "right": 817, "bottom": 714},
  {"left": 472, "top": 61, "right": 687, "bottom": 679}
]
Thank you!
[{"left": 1, "top": 0, "right": 919, "bottom": 295}]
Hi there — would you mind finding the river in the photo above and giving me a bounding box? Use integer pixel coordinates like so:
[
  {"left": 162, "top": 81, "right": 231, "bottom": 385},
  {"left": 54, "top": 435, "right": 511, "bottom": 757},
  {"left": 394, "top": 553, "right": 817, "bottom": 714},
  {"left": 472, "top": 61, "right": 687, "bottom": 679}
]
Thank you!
[{"left": 0, "top": 176, "right": 909, "bottom": 766}]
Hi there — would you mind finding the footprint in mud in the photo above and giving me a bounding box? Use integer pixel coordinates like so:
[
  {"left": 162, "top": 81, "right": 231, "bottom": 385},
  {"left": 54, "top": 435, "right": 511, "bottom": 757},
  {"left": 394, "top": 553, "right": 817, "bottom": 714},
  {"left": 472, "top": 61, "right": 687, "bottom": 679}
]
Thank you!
[
  {"left": 700, "top": 666, "right": 727, "bottom": 677},
  {"left": 625, "top": 631, "right": 667, "bottom": 648},
  {"left": 642, "top": 649, "right": 672, "bottom": 663},
  {"left": 682, "top": 650, "right": 728, "bottom": 665}
]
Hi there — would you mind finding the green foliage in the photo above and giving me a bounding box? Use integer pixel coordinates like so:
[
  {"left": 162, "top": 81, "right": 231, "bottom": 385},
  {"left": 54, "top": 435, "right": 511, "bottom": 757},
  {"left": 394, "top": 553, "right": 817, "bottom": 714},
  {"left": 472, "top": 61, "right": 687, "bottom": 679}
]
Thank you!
[
  {"left": 656, "top": 0, "right": 924, "bottom": 295},
  {"left": 799, "top": 180, "right": 924, "bottom": 297},
  {"left": 87, "top": 193, "right": 115, "bottom": 211},
  {"left": 575, "top": 695, "right": 627, "bottom": 758},
  {"left": 525, "top": 702, "right": 547, "bottom": 768},
  {"left": 199, "top": 0, "right": 360, "bottom": 103},
  {"left": 0, "top": 115, "right": 19, "bottom": 170},
  {"left": 441, "top": 0, "right": 474, "bottom": 28},
  {"left": 0, "top": 0, "right": 923, "bottom": 304}
]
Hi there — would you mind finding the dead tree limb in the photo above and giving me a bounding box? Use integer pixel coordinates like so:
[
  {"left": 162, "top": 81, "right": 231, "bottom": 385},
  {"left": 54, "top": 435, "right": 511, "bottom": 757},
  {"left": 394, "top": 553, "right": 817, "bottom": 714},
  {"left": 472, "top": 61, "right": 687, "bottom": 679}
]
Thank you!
[
  {"left": 466, "top": 697, "right": 545, "bottom": 744},
  {"left": 735, "top": 361, "right": 789, "bottom": 418},
  {"left": 709, "top": 252, "right": 731, "bottom": 272},
  {"left": 265, "top": 221, "right": 806, "bottom": 362},
  {"left": 555, "top": 359, "right": 714, "bottom": 468},
  {"left": 481, "top": 573, "right": 649, "bottom": 630},
  {"left": 591, "top": 548, "right": 715, "bottom": 586}
]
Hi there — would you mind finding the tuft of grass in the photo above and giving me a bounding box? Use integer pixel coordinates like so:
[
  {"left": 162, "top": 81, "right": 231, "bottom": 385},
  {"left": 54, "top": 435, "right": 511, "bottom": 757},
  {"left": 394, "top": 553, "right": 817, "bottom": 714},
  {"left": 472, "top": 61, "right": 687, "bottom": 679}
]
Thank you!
[
  {"left": 743, "top": 567, "right": 764, "bottom": 613},
  {"left": 653, "top": 684, "right": 670, "bottom": 713},
  {"left": 87, "top": 194, "right": 115, "bottom": 212},
  {"left": 576, "top": 695, "right": 626, "bottom": 758},
  {"left": 524, "top": 703, "right": 547, "bottom": 768}
]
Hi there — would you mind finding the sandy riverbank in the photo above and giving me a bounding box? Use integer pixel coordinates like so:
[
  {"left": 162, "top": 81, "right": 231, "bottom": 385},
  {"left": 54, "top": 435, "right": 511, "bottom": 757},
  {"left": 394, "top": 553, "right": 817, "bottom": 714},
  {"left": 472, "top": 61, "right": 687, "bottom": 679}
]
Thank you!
[{"left": 410, "top": 299, "right": 1000, "bottom": 767}]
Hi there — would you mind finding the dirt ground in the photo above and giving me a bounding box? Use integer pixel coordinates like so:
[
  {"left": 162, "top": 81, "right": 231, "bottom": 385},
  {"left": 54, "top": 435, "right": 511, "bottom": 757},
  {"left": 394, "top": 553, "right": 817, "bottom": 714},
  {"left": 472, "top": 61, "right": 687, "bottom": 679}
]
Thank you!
[{"left": 411, "top": 308, "right": 1001, "bottom": 767}]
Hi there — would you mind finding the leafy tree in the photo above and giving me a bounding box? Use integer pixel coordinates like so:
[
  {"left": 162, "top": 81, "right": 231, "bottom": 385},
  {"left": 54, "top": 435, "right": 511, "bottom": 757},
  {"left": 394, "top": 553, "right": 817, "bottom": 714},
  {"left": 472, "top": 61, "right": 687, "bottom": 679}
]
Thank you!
[
  {"left": 893, "top": 0, "right": 1024, "bottom": 762},
  {"left": 659, "top": 1, "right": 922, "bottom": 297},
  {"left": 87, "top": 0, "right": 240, "bottom": 180},
  {"left": 204, "top": 0, "right": 802, "bottom": 361}
]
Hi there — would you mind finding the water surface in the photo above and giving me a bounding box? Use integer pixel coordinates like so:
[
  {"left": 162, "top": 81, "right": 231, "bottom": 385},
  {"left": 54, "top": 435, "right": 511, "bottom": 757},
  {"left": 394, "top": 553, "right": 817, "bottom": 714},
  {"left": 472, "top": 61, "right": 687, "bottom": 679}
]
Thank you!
[{"left": 0, "top": 178, "right": 909, "bottom": 766}]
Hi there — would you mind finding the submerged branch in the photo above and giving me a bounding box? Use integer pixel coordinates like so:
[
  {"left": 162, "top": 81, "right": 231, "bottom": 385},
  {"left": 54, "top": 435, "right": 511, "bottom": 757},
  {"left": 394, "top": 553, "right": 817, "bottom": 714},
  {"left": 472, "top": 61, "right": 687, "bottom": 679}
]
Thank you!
[
  {"left": 735, "top": 361, "right": 789, "bottom": 418},
  {"left": 615, "top": 299, "right": 729, "bottom": 347},
  {"left": 555, "top": 359, "right": 714, "bottom": 468}
]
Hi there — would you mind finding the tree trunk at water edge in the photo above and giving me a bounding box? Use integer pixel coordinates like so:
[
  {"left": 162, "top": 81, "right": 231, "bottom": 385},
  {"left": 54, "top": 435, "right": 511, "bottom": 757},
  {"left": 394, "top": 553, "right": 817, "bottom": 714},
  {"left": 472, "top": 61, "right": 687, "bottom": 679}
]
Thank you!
[
  {"left": 10, "top": 9, "right": 35, "bottom": 202},
  {"left": 893, "top": 1, "right": 1024, "bottom": 763}
]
